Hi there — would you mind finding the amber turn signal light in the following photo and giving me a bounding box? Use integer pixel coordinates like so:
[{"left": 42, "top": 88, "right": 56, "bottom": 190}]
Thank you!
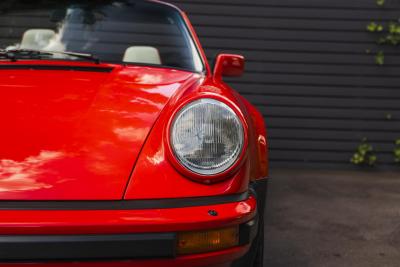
[{"left": 177, "top": 226, "right": 239, "bottom": 255}]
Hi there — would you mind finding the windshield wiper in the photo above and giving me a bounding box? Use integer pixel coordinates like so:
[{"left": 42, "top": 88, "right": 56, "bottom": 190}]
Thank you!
[{"left": 0, "top": 49, "right": 100, "bottom": 64}]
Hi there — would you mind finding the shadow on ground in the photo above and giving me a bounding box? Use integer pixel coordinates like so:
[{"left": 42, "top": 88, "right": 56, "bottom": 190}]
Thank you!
[{"left": 264, "top": 169, "right": 400, "bottom": 267}]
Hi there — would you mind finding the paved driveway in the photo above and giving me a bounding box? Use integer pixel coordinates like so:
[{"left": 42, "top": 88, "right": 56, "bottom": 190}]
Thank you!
[{"left": 264, "top": 169, "right": 400, "bottom": 267}]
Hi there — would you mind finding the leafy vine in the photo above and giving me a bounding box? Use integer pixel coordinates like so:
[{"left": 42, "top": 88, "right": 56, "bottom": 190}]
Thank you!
[
  {"left": 351, "top": 139, "right": 378, "bottom": 166},
  {"left": 354, "top": 1, "right": 400, "bottom": 168},
  {"left": 366, "top": 0, "right": 400, "bottom": 65}
]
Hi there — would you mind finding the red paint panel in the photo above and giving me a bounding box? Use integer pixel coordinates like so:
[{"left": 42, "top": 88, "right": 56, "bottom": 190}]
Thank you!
[{"left": 0, "top": 61, "right": 196, "bottom": 200}]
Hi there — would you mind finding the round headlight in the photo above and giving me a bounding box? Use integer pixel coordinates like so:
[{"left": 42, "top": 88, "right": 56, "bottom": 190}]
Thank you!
[{"left": 171, "top": 98, "right": 244, "bottom": 176}]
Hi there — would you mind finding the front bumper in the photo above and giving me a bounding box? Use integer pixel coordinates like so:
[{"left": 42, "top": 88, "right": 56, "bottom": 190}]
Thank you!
[
  {"left": 0, "top": 180, "right": 267, "bottom": 267},
  {"left": 0, "top": 220, "right": 257, "bottom": 266}
]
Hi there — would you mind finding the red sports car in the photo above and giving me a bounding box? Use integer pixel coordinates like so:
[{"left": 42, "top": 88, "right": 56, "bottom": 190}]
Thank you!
[{"left": 0, "top": 1, "right": 268, "bottom": 266}]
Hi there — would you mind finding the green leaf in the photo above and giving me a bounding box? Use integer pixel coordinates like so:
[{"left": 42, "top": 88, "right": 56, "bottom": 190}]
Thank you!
[
  {"left": 376, "top": 0, "right": 385, "bottom": 6},
  {"left": 367, "top": 22, "right": 377, "bottom": 32},
  {"left": 369, "top": 155, "right": 377, "bottom": 166},
  {"left": 351, "top": 139, "right": 378, "bottom": 167},
  {"left": 394, "top": 139, "right": 400, "bottom": 164},
  {"left": 389, "top": 23, "right": 397, "bottom": 33},
  {"left": 375, "top": 51, "right": 385, "bottom": 65}
]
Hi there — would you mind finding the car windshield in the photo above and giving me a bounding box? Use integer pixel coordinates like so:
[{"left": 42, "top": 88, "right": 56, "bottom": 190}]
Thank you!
[{"left": 0, "top": 0, "right": 204, "bottom": 72}]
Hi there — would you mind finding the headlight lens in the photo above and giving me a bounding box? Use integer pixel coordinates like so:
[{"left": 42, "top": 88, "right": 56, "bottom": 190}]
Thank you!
[{"left": 171, "top": 98, "right": 244, "bottom": 176}]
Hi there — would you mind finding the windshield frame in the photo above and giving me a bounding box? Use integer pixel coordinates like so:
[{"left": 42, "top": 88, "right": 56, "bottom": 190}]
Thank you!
[{"left": 149, "top": 0, "right": 208, "bottom": 75}]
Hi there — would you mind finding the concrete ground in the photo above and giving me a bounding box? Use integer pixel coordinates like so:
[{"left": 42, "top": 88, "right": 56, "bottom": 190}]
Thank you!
[{"left": 263, "top": 169, "right": 400, "bottom": 267}]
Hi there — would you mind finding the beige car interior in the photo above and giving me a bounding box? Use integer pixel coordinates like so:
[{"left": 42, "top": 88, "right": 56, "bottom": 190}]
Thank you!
[
  {"left": 20, "top": 29, "right": 56, "bottom": 50},
  {"left": 123, "top": 46, "right": 162, "bottom": 65}
]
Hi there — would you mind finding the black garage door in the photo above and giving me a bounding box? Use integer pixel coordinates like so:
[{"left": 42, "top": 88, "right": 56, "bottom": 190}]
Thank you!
[{"left": 171, "top": 0, "right": 400, "bottom": 169}]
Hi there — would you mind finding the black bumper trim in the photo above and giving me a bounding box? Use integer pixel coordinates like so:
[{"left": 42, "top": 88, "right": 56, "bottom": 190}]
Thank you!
[
  {"left": 239, "top": 217, "right": 259, "bottom": 246},
  {"left": 0, "top": 192, "right": 249, "bottom": 210},
  {"left": 0, "top": 233, "right": 176, "bottom": 261},
  {"left": 0, "top": 219, "right": 260, "bottom": 262}
]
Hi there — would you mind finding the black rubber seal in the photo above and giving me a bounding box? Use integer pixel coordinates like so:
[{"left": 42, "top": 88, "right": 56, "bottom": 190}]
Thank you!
[
  {"left": 0, "top": 65, "right": 113, "bottom": 72},
  {"left": 0, "top": 192, "right": 249, "bottom": 210}
]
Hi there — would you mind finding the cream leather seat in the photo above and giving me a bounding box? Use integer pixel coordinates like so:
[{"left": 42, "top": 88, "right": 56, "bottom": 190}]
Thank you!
[
  {"left": 20, "top": 29, "right": 56, "bottom": 50},
  {"left": 123, "top": 46, "right": 162, "bottom": 65}
]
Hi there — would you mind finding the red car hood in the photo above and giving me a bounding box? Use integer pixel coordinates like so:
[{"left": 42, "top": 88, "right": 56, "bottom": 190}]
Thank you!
[{"left": 0, "top": 63, "right": 198, "bottom": 200}]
